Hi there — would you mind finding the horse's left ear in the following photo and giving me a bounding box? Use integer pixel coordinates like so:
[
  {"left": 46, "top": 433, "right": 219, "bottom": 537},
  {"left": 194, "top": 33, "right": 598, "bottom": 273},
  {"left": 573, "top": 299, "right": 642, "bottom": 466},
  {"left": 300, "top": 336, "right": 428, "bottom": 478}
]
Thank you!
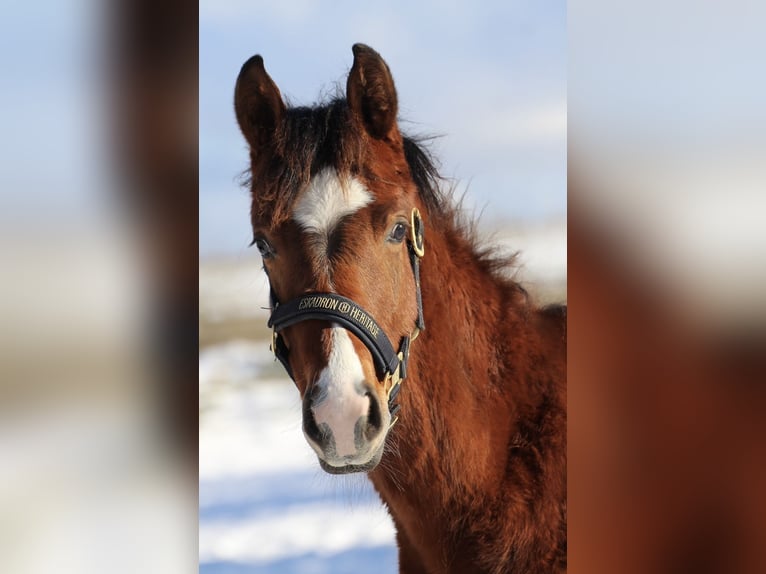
[{"left": 347, "top": 44, "right": 399, "bottom": 140}]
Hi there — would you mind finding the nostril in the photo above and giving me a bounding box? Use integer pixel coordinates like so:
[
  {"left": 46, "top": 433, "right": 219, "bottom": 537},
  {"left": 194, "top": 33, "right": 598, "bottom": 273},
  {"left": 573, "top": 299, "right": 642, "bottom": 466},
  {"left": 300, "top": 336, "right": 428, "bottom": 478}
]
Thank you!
[
  {"left": 365, "top": 391, "right": 382, "bottom": 440},
  {"left": 302, "top": 395, "right": 323, "bottom": 444}
]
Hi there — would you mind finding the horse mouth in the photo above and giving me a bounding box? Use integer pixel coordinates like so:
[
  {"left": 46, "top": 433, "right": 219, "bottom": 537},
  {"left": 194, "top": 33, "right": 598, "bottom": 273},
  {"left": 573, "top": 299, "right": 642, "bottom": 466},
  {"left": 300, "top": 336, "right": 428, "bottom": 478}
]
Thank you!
[
  {"left": 317, "top": 447, "right": 384, "bottom": 475},
  {"left": 319, "top": 459, "right": 377, "bottom": 474}
]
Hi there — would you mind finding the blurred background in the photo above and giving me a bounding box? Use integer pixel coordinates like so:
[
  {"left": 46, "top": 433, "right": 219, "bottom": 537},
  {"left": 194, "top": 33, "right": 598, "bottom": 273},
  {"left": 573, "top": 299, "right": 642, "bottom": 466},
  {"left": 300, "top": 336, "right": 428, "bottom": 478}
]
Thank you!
[
  {"left": 199, "top": 1, "right": 566, "bottom": 573},
  {"left": 569, "top": 1, "right": 766, "bottom": 572},
  {"left": 0, "top": 0, "right": 197, "bottom": 572}
]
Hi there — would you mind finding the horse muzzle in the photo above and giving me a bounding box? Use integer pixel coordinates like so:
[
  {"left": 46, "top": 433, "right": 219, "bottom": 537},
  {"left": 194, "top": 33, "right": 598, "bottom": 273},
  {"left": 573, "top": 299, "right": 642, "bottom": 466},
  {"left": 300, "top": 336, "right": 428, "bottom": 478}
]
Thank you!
[{"left": 301, "top": 377, "right": 389, "bottom": 474}]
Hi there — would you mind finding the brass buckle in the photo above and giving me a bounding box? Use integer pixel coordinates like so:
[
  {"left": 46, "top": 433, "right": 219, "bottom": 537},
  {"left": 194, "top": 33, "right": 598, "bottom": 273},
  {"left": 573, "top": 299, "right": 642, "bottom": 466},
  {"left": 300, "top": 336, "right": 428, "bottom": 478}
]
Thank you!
[
  {"left": 270, "top": 328, "right": 278, "bottom": 356},
  {"left": 410, "top": 208, "right": 425, "bottom": 258},
  {"left": 386, "top": 348, "right": 411, "bottom": 430},
  {"left": 386, "top": 351, "right": 404, "bottom": 401}
]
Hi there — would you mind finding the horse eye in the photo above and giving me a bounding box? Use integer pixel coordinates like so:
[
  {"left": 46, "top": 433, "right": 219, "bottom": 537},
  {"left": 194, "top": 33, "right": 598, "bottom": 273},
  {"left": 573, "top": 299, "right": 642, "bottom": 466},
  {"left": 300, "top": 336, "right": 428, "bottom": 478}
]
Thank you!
[
  {"left": 254, "top": 236, "right": 275, "bottom": 259},
  {"left": 388, "top": 222, "right": 407, "bottom": 243}
]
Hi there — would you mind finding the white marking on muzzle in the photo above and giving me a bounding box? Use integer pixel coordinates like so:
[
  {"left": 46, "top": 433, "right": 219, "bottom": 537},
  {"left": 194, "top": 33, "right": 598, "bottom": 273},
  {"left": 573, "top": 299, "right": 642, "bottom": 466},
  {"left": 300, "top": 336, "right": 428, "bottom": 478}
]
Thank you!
[{"left": 310, "top": 328, "right": 370, "bottom": 458}]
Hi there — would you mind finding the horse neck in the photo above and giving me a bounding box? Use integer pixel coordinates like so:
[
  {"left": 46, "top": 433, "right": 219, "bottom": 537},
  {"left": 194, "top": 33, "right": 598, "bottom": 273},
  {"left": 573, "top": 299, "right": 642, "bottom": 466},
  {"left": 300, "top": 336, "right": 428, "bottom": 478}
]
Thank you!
[
  {"left": 375, "top": 221, "right": 536, "bottom": 499},
  {"left": 368, "top": 217, "right": 567, "bottom": 572}
]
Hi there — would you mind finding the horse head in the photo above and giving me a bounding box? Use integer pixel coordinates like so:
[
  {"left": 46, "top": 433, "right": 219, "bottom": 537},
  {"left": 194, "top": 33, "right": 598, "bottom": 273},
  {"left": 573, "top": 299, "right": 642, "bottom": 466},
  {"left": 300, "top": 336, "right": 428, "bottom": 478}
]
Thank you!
[{"left": 235, "top": 44, "right": 425, "bottom": 474}]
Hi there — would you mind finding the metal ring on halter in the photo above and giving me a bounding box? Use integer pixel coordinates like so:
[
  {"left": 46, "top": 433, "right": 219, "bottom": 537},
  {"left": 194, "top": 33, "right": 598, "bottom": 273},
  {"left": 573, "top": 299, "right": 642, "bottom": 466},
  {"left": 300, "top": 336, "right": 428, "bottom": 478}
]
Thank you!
[{"left": 410, "top": 208, "right": 425, "bottom": 258}]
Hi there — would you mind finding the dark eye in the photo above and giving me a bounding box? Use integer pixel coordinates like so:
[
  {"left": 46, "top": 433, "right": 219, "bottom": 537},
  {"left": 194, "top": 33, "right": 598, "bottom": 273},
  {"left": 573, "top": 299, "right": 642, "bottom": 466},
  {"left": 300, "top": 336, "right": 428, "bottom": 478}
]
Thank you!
[
  {"left": 253, "top": 236, "right": 276, "bottom": 259},
  {"left": 388, "top": 222, "right": 407, "bottom": 243}
]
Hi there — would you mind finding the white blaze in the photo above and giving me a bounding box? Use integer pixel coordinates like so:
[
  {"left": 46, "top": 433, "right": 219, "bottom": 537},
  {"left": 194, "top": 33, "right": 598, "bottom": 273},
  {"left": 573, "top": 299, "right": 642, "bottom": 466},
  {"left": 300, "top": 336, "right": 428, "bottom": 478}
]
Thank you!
[
  {"left": 292, "top": 168, "right": 373, "bottom": 238},
  {"left": 293, "top": 168, "right": 374, "bottom": 460},
  {"left": 310, "top": 328, "right": 369, "bottom": 458}
]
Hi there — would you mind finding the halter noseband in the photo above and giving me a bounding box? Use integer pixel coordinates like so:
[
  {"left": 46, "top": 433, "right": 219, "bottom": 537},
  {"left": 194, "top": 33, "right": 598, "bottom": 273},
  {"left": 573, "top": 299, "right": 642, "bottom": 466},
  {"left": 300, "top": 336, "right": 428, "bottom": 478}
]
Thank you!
[{"left": 266, "top": 208, "right": 426, "bottom": 427}]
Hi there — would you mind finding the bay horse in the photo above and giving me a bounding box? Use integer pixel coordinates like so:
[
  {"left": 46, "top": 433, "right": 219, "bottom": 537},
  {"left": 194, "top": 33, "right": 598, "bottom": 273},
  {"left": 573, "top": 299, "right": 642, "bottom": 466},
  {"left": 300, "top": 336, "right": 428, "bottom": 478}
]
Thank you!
[{"left": 234, "top": 44, "right": 566, "bottom": 573}]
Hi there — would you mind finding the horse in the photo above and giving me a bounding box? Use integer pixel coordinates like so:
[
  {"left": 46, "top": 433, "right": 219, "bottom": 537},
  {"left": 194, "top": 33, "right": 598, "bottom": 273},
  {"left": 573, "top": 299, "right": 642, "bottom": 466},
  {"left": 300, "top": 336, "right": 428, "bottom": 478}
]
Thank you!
[{"left": 234, "top": 44, "right": 567, "bottom": 574}]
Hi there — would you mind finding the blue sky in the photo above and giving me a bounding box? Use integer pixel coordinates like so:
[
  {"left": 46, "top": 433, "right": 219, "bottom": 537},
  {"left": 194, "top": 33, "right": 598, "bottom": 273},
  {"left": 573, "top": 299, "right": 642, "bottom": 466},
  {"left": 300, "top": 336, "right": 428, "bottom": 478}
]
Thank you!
[{"left": 199, "top": 1, "right": 567, "bottom": 256}]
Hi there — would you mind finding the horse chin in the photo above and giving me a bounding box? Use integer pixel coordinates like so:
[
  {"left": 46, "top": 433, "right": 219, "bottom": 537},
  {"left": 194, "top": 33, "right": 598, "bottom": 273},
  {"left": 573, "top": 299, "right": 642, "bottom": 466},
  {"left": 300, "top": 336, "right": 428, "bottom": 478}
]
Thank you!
[{"left": 317, "top": 447, "right": 384, "bottom": 475}]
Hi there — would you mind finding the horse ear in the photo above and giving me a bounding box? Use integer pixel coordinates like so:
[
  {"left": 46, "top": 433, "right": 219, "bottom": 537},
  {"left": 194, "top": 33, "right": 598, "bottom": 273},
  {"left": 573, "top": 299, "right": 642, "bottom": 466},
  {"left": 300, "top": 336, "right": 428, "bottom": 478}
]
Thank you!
[
  {"left": 346, "top": 44, "right": 399, "bottom": 140},
  {"left": 234, "top": 55, "right": 285, "bottom": 151}
]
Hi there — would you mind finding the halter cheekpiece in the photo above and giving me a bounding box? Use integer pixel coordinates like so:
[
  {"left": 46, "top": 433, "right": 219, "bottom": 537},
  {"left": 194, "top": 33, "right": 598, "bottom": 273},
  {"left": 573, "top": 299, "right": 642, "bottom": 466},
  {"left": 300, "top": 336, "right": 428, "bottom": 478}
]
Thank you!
[{"left": 266, "top": 208, "right": 426, "bottom": 427}]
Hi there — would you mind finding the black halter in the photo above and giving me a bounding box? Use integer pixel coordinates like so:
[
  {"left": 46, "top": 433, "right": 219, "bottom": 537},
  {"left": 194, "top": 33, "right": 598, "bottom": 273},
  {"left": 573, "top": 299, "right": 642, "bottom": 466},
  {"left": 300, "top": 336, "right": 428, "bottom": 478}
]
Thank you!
[{"left": 266, "top": 208, "right": 425, "bottom": 425}]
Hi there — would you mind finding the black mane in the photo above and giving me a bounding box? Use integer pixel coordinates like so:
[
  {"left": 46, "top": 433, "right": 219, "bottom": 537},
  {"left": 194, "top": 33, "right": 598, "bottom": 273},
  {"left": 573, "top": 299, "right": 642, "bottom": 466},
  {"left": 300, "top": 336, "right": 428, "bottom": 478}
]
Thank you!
[{"left": 247, "top": 97, "right": 450, "bottom": 227}]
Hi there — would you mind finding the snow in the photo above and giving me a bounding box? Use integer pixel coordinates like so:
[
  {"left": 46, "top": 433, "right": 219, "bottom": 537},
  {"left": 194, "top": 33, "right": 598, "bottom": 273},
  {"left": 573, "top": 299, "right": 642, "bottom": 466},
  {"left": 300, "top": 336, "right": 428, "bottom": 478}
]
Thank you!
[
  {"left": 200, "top": 502, "right": 396, "bottom": 563},
  {"left": 492, "top": 221, "right": 567, "bottom": 286},
  {"left": 199, "top": 259, "right": 271, "bottom": 323},
  {"left": 199, "top": 343, "right": 397, "bottom": 572}
]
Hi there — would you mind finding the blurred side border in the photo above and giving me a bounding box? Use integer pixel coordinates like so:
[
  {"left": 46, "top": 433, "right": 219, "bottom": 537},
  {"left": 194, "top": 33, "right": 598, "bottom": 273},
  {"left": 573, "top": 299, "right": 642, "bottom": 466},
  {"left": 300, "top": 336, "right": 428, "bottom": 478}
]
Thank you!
[
  {"left": 569, "top": 0, "right": 766, "bottom": 572},
  {"left": 0, "top": 0, "right": 199, "bottom": 572}
]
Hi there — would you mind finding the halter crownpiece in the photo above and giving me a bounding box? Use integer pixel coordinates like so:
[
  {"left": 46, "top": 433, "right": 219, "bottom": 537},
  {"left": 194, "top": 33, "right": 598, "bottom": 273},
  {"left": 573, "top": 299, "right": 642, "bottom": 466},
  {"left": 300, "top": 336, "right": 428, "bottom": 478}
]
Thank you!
[{"left": 266, "top": 208, "right": 426, "bottom": 428}]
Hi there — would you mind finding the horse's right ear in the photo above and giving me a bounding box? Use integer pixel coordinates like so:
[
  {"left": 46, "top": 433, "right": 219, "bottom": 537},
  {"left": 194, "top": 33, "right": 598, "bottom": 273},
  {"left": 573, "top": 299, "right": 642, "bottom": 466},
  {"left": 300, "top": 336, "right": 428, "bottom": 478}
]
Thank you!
[{"left": 234, "top": 55, "right": 285, "bottom": 151}]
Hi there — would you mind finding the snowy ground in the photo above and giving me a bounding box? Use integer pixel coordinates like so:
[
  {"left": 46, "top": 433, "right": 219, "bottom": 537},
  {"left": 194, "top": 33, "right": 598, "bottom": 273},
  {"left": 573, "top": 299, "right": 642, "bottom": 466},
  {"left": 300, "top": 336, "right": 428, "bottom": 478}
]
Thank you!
[
  {"left": 199, "top": 219, "right": 566, "bottom": 573},
  {"left": 199, "top": 343, "right": 398, "bottom": 573}
]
